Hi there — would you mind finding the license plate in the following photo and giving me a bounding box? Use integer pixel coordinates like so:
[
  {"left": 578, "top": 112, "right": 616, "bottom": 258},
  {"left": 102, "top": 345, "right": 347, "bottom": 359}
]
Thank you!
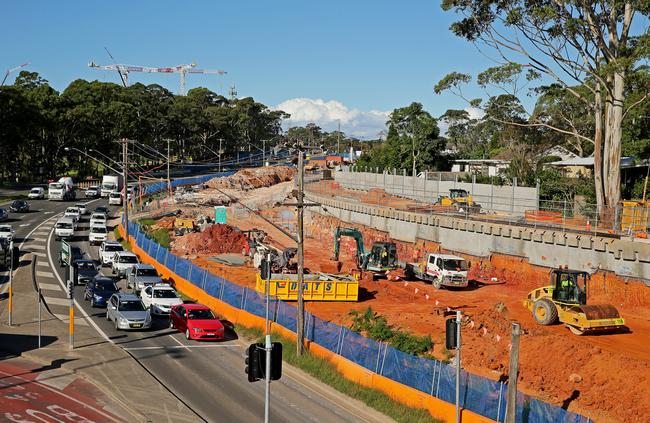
[
  {"left": 130, "top": 324, "right": 142, "bottom": 328},
  {"left": 205, "top": 333, "right": 215, "bottom": 337}
]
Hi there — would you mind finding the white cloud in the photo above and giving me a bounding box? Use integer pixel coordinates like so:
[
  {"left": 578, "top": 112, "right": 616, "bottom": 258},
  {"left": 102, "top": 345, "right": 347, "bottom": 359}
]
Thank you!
[
  {"left": 274, "top": 98, "right": 390, "bottom": 139},
  {"left": 465, "top": 107, "right": 485, "bottom": 120}
]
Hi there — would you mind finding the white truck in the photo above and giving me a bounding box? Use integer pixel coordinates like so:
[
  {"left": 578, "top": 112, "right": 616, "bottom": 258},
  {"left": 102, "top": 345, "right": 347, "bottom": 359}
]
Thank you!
[
  {"left": 48, "top": 177, "right": 75, "bottom": 201},
  {"left": 404, "top": 253, "right": 469, "bottom": 289},
  {"left": 101, "top": 175, "right": 122, "bottom": 198}
]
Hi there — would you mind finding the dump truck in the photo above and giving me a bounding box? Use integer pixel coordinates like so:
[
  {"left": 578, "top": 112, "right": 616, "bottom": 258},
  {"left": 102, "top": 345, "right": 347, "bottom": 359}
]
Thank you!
[
  {"left": 435, "top": 189, "right": 480, "bottom": 213},
  {"left": 523, "top": 267, "right": 625, "bottom": 335},
  {"left": 404, "top": 253, "right": 469, "bottom": 289},
  {"left": 332, "top": 227, "right": 398, "bottom": 278},
  {"left": 255, "top": 272, "right": 358, "bottom": 301},
  {"left": 48, "top": 177, "right": 75, "bottom": 201}
]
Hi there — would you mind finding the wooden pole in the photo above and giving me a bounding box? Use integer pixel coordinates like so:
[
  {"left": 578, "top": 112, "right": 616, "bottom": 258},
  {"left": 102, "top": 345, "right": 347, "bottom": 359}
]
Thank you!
[{"left": 505, "top": 322, "right": 521, "bottom": 423}]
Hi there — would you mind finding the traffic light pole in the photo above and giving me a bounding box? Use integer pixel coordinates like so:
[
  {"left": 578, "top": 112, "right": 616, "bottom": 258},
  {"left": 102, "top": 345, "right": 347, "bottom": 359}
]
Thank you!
[
  {"left": 8, "top": 242, "right": 13, "bottom": 326},
  {"left": 455, "top": 310, "right": 461, "bottom": 423},
  {"left": 68, "top": 264, "right": 75, "bottom": 350},
  {"left": 264, "top": 253, "right": 272, "bottom": 423}
]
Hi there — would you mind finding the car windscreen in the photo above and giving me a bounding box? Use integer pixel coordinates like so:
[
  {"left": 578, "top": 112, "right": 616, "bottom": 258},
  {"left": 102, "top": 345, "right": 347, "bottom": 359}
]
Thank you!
[
  {"left": 136, "top": 268, "right": 157, "bottom": 277},
  {"left": 153, "top": 289, "right": 178, "bottom": 299},
  {"left": 90, "top": 227, "right": 107, "bottom": 233},
  {"left": 56, "top": 223, "right": 72, "bottom": 229},
  {"left": 95, "top": 280, "right": 118, "bottom": 291},
  {"left": 50, "top": 183, "right": 63, "bottom": 189},
  {"left": 104, "top": 245, "right": 123, "bottom": 252},
  {"left": 102, "top": 183, "right": 116, "bottom": 189},
  {"left": 109, "top": 193, "right": 120, "bottom": 198},
  {"left": 443, "top": 259, "right": 468, "bottom": 271},
  {"left": 30, "top": 188, "right": 40, "bottom": 193},
  {"left": 91, "top": 214, "right": 106, "bottom": 220},
  {"left": 0, "top": 227, "right": 10, "bottom": 233},
  {"left": 118, "top": 300, "right": 145, "bottom": 312},
  {"left": 119, "top": 256, "right": 138, "bottom": 264},
  {"left": 66, "top": 208, "right": 78, "bottom": 214},
  {"left": 188, "top": 309, "right": 215, "bottom": 320}
]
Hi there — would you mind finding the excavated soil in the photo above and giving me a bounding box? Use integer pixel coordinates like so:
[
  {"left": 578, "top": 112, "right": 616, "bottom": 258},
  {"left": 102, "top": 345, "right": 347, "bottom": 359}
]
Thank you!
[
  {"left": 159, "top": 171, "right": 650, "bottom": 422},
  {"left": 206, "top": 166, "right": 296, "bottom": 191},
  {"left": 171, "top": 224, "right": 248, "bottom": 255}
]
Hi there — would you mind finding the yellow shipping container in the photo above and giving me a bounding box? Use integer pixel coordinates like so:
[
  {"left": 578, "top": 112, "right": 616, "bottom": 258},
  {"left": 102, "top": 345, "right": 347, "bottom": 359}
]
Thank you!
[{"left": 255, "top": 273, "right": 358, "bottom": 301}]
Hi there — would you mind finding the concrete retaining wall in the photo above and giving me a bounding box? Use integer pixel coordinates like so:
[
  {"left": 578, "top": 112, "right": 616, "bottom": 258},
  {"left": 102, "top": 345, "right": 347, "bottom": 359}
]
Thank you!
[
  {"left": 334, "top": 170, "right": 539, "bottom": 215},
  {"left": 308, "top": 192, "right": 650, "bottom": 284}
]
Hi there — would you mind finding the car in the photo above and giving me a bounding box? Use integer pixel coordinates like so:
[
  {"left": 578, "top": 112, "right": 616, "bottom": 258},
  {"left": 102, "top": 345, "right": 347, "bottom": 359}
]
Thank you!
[
  {"left": 89, "top": 213, "right": 107, "bottom": 228},
  {"left": 28, "top": 187, "right": 45, "bottom": 199},
  {"left": 106, "top": 292, "right": 151, "bottom": 330},
  {"left": 9, "top": 199, "right": 29, "bottom": 213},
  {"left": 0, "top": 225, "right": 15, "bottom": 242},
  {"left": 99, "top": 241, "right": 124, "bottom": 266},
  {"left": 84, "top": 276, "right": 119, "bottom": 308},
  {"left": 94, "top": 206, "right": 109, "bottom": 216},
  {"left": 140, "top": 283, "right": 182, "bottom": 315},
  {"left": 75, "top": 203, "right": 88, "bottom": 215},
  {"left": 54, "top": 217, "right": 75, "bottom": 241},
  {"left": 170, "top": 303, "right": 225, "bottom": 341},
  {"left": 111, "top": 251, "right": 139, "bottom": 278},
  {"left": 74, "top": 259, "right": 99, "bottom": 285},
  {"left": 88, "top": 225, "right": 108, "bottom": 245},
  {"left": 64, "top": 207, "right": 81, "bottom": 227},
  {"left": 126, "top": 263, "right": 162, "bottom": 292},
  {"left": 59, "top": 246, "right": 84, "bottom": 267},
  {"left": 108, "top": 192, "right": 122, "bottom": 206},
  {"left": 0, "top": 209, "right": 8, "bottom": 222},
  {"left": 85, "top": 185, "right": 101, "bottom": 198}
]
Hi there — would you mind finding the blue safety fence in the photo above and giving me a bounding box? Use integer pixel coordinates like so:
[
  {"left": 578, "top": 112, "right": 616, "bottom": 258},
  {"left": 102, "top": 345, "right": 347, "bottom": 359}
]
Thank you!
[{"left": 127, "top": 198, "right": 589, "bottom": 423}]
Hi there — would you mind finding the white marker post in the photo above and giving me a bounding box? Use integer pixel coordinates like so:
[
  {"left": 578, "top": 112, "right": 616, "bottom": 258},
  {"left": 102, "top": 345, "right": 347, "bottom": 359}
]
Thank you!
[{"left": 264, "top": 253, "right": 272, "bottom": 423}]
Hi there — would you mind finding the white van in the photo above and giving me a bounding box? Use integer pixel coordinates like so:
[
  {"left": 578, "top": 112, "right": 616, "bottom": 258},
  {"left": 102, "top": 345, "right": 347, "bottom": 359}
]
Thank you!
[{"left": 108, "top": 192, "right": 122, "bottom": 206}]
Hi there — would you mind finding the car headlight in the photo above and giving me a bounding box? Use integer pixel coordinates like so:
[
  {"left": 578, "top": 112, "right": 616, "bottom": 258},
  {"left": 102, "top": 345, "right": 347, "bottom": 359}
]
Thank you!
[
  {"left": 217, "top": 327, "right": 224, "bottom": 332},
  {"left": 119, "top": 317, "right": 128, "bottom": 325},
  {"left": 192, "top": 327, "right": 202, "bottom": 333}
]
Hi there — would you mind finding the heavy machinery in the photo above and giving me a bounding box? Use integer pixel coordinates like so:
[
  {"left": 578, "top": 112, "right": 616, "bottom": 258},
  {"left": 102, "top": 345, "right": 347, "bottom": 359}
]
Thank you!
[
  {"left": 173, "top": 218, "right": 196, "bottom": 236},
  {"left": 436, "top": 189, "right": 481, "bottom": 213},
  {"left": 332, "top": 227, "right": 398, "bottom": 277},
  {"left": 523, "top": 267, "right": 625, "bottom": 335}
]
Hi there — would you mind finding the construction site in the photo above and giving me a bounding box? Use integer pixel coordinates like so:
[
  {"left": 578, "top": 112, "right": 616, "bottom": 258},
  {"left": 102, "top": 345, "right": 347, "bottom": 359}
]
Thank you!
[{"left": 134, "top": 165, "right": 650, "bottom": 423}]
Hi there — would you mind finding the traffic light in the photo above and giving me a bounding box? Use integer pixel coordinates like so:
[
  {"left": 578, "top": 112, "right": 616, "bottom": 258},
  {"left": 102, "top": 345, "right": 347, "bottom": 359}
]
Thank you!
[
  {"left": 445, "top": 318, "right": 458, "bottom": 350},
  {"left": 260, "top": 259, "right": 271, "bottom": 280},
  {"left": 259, "top": 342, "right": 283, "bottom": 381},
  {"left": 67, "top": 280, "right": 74, "bottom": 300},
  {"left": 245, "top": 343, "right": 263, "bottom": 382}
]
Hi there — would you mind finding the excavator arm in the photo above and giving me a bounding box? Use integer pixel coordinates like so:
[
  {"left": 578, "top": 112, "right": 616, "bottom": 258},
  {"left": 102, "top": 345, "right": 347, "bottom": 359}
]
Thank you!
[{"left": 332, "top": 227, "right": 366, "bottom": 268}]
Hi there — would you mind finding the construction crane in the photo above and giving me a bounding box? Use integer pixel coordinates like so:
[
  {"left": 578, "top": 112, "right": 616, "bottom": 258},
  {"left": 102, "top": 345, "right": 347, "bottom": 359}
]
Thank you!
[
  {"left": 2, "top": 63, "right": 30, "bottom": 86},
  {"left": 88, "top": 62, "right": 226, "bottom": 95}
]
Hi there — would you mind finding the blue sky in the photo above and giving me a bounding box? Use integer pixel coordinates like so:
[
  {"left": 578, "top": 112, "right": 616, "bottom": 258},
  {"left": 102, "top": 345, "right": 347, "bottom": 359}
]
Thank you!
[{"left": 1, "top": 1, "right": 619, "bottom": 137}]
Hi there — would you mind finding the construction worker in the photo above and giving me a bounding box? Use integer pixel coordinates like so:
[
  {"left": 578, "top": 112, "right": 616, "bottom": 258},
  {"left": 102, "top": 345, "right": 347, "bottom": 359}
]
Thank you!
[
  {"left": 559, "top": 273, "right": 577, "bottom": 301},
  {"left": 381, "top": 246, "right": 389, "bottom": 267}
]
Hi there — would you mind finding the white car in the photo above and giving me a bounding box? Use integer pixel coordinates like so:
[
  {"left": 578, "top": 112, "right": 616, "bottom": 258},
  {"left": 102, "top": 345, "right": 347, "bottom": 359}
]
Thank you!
[
  {"left": 64, "top": 207, "right": 81, "bottom": 229},
  {"left": 89, "top": 213, "right": 107, "bottom": 228},
  {"left": 108, "top": 192, "right": 122, "bottom": 206},
  {"left": 75, "top": 203, "right": 88, "bottom": 215},
  {"left": 88, "top": 225, "right": 108, "bottom": 245},
  {"left": 54, "top": 217, "right": 75, "bottom": 240},
  {"left": 28, "top": 187, "right": 45, "bottom": 199},
  {"left": 99, "top": 240, "right": 124, "bottom": 266},
  {"left": 140, "top": 283, "right": 182, "bottom": 315},
  {"left": 111, "top": 251, "right": 139, "bottom": 278},
  {"left": 0, "top": 225, "right": 15, "bottom": 241},
  {"left": 85, "top": 185, "right": 101, "bottom": 198}
]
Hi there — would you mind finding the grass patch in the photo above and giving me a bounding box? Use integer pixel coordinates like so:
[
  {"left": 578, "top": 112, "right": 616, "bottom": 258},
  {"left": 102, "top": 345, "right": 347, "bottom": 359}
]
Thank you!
[
  {"left": 235, "top": 325, "right": 439, "bottom": 423},
  {"left": 113, "top": 226, "right": 132, "bottom": 250},
  {"left": 137, "top": 217, "right": 171, "bottom": 248},
  {"left": 138, "top": 218, "right": 157, "bottom": 226}
]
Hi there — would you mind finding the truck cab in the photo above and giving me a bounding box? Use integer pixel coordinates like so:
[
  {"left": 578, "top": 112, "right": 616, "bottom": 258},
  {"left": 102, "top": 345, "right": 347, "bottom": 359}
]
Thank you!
[{"left": 406, "top": 253, "right": 469, "bottom": 289}]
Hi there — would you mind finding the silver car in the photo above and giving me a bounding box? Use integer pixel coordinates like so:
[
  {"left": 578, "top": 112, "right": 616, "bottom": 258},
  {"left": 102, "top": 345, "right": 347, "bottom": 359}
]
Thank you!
[{"left": 106, "top": 293, "right": 151, "bottom": 330}]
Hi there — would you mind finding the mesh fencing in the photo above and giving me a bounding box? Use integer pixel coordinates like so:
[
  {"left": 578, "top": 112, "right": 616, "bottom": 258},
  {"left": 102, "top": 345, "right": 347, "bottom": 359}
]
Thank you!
[{"left": 126, "top": 175, "right": 589, "bottom": 423}]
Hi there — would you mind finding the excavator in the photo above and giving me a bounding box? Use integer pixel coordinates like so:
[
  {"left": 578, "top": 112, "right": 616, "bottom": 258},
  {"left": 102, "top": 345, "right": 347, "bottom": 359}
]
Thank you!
[
  {"left": 436, "top": 189, "right": 481, "bottom": 213},
  {"left": 523, "top": 267, "right": 625, "bottom": 335},
  {"left": 332, "top": 227, "right": 398, "bottom": 278}
]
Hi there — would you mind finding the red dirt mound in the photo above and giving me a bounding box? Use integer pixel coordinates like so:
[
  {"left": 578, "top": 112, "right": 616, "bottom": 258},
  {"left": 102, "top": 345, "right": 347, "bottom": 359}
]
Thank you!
[
  {"left": 206, "top": 166, "right": 296, "bottom": 191},
  {"left": 172, "top": 224, "right": 247, "bottom": 256}
]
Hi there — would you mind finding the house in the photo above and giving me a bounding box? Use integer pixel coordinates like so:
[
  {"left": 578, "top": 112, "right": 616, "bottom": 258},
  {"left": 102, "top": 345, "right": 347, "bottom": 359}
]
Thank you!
[
  {"left": 537, "top": 145, "right": 580, "bottom": 161},
  {"left": 451, "top": 159, "right": 511, "bottom": 177},
  {"left": 548, "top": 156, "right": 638, "bottom": 178}
]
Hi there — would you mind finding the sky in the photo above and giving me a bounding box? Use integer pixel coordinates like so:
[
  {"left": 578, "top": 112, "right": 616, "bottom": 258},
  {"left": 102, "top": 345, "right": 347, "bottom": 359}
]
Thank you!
[{"left": 0, "top": 1, "right": 624, "bottom": 138}]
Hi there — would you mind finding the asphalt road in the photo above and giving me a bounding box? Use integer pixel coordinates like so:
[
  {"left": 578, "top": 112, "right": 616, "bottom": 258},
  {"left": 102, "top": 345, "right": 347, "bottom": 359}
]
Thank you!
[{"left": 8, "top": 196, "right": 381, "bottom": 422}]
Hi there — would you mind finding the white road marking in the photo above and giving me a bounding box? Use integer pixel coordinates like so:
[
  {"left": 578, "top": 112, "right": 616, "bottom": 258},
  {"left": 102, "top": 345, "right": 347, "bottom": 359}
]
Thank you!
[
  {"left": 53, "top": 313, "right": 89, "bottom": 326},
  {"left": 19, "top": 223, "right": 30, "bottom": 227},
  {"left": 43, "top": 211, "right": 53, "bottom": 214},
  {"left": 43, "top": 297, "right": 69, "bottom": 306},
  {"left": 26, "top": 244, "right": 46, "bottom": 250},
  {"left": 36, "top": 260, "right": 49, "bottom": 267},
  {"left": 32, "top": 237, "right": 47, "bottom": 242},
  {"left": 170, "top": 334, "right": 192, "bottom": 352},
  {"left": 36, "top": 270, "right": 55, "bottom": 278},
  {"left": 123, "top": 344, "right": 238, "bottom": 351},
  {"left": 39, "top": 283, "right": 62, "bottom": 291}
]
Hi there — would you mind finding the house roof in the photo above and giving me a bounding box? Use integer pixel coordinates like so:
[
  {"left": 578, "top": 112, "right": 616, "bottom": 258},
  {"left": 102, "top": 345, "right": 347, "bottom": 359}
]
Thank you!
[
  {"left": 453, "top": 159, "right": 511, "bottom": 164},
  {"left": 549, "top": 156, "right": 637, "bottom": 168},
  {"left": 539, "top": 145, "right": 580, "bottom": 161}
]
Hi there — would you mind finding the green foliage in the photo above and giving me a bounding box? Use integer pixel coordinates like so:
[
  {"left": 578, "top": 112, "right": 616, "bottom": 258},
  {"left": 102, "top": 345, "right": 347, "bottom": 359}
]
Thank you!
[
  {"left": 235, "top": 325, "right": 439, "bottom": 423},
  {"left": 349, "top": 307, "right": 434, "bottom": 356}
]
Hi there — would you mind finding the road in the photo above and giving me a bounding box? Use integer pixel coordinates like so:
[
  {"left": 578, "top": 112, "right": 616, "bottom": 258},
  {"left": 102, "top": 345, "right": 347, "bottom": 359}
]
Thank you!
[{"left": 3, "top": 194, "right": 386, "bottom": 423}]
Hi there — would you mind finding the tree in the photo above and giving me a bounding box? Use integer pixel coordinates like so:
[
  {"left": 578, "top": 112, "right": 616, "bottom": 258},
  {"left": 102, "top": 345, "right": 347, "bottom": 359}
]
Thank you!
[{"left": 437, "top": 0, "right": 650, "bottom": 208}]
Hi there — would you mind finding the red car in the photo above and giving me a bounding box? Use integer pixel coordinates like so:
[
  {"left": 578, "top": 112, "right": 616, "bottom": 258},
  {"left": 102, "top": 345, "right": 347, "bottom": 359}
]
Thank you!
[{"left": 170, "top": 304, "right": 225, "bottom": 341}]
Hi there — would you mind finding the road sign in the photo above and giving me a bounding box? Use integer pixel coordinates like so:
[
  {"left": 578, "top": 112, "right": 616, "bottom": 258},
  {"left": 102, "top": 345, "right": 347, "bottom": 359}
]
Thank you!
[{"left": 61, "top": 240, "right": 70, "bottom": 266}]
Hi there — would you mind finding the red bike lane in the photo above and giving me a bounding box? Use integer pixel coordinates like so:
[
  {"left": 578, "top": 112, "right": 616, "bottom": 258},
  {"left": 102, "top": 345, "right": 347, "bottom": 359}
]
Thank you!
[{"left": 0, "top": 358, "right": 126, "bottom": 423}]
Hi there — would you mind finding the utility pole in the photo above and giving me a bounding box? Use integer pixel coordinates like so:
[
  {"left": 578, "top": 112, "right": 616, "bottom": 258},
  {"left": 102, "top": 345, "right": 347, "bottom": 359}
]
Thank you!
[
  {"left": 218, "top": 138, "right": 223, "bottom": 173},
  {"left": 264, "top": 253, "right": 272, "bottom": 423},
  {"left": 296, "top": 148, "right": 305, "bottom": 356},
  {"left": 455, "top": 310, "right": 461, "bottom": 423},
  {"left": 337, "top": 120, "right": 341, "bottom": 154},
  {"left": 505, "top": 322, "right": 521, "bottom": 423},
  {"left": 121, "top": 139, "right": 129, "bottom": 241},
  {"left": 167, "top": 139, "right": 171, "bottom": 199}
]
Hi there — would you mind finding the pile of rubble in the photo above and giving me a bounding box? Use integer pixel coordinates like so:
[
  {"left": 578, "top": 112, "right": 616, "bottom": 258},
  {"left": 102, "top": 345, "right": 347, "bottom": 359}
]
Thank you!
[
  {"left": 171, "top": 224, "right": 248, "bottom": 256},
  {"left": 206, "top": 166, "right": 295, "bottom": 191}
]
